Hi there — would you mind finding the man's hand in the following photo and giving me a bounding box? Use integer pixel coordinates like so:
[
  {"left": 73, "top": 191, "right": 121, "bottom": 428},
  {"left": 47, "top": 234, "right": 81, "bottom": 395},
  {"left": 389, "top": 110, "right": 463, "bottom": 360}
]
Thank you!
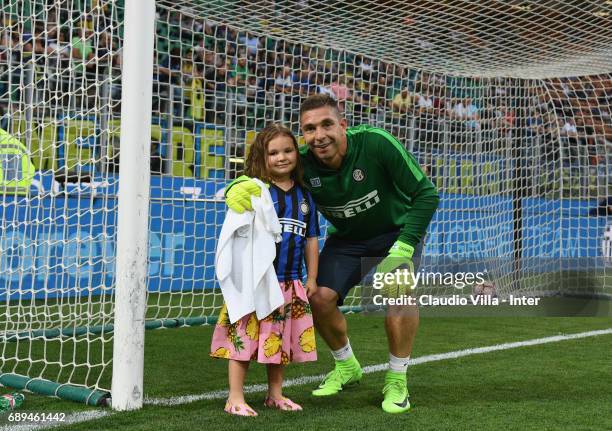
[
  {"left": 375, "top": 240, "right": 415, "bottom": 298},
  {"left": 225, "top": 175, "right": 261, "bottom": 213}
]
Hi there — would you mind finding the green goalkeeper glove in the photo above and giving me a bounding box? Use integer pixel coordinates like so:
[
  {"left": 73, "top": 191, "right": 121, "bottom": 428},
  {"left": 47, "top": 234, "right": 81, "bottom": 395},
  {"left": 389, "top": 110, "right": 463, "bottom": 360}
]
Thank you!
[
  {"left": 224, "top": 175, "right": 261, "bottom": 213},
  {"left": 375, "top": 240, "right": 416, "bottom": 298}
]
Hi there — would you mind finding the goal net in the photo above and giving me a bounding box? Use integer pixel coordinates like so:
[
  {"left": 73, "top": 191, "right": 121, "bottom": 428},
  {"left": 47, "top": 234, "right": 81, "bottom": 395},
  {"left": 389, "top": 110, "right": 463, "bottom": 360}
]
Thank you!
[{"left": 0, "top": 0, "right": 610, "bottom": 407}]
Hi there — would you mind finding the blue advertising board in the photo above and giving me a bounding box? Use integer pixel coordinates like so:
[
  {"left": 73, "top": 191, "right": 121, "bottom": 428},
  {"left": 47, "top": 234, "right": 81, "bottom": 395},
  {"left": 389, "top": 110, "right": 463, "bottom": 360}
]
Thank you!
[{"left": 0, "top": 173, "right": 608, "bottom": 300}]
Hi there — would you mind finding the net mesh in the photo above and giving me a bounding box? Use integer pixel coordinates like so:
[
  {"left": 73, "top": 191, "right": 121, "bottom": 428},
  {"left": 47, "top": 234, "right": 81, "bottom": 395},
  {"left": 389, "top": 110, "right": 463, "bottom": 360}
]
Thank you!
[
  {"left": 0, "top": 0, "right": 124, "bottom": 393},
  {"left": 163, "top": 0, "right": 612, "bottom": 79},
  {"left": 0, "top": 0, "right": 610, "bottom": 395}
]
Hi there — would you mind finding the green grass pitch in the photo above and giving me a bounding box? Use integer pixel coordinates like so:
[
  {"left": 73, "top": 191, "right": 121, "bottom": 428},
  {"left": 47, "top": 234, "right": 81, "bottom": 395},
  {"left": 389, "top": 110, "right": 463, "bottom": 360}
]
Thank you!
[{"left": 1, "top": 315, "right": 611, "bottom": 430}]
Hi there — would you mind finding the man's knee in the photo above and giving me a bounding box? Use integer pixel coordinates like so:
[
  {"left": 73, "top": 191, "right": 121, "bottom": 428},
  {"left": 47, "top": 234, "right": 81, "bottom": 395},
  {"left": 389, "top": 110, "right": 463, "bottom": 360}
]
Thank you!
[
  {"left": 309, "top": 286, "right": 339, "bottom": 315},
  {"left": 386, "top": 303, "right": 419, "bottom": 318}
]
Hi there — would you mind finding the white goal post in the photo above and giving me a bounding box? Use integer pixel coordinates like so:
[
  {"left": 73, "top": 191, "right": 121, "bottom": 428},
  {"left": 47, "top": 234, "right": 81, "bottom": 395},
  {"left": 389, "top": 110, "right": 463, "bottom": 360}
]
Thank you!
[
  {"left": 110, "top": 0, "right": 154, "bottom": 411},
  {"left": 0, "top": 0, "right": 610, "bottom": 410}
]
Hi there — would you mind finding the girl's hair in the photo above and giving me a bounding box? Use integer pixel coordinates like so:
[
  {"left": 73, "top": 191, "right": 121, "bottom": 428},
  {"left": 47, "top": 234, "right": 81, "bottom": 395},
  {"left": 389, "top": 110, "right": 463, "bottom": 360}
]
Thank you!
[{"left": 244, "top": 123, "right": 304, "bottom": 186}]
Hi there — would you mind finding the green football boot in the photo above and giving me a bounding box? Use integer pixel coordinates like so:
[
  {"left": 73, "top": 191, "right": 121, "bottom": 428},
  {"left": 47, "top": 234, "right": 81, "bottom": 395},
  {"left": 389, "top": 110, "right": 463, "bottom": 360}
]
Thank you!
[
  {"left": 312, "top": 356, "right": 363, "bottom": 396},
  {"left": 381, "top": 370, "right": 411, "bottom": 414}
]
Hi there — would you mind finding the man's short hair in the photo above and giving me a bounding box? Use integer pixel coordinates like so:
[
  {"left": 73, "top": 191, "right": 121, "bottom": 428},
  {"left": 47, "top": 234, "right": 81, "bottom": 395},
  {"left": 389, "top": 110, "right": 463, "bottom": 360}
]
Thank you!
[{"left": 300, "top": 94, "right": 341, "bottom": 117}]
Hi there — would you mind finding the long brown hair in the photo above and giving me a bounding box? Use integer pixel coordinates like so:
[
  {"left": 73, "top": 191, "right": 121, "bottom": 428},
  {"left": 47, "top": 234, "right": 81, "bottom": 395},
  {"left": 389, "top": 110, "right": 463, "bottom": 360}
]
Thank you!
[{"left": 244, "top": 123, "right": 304, "bottom": 186}]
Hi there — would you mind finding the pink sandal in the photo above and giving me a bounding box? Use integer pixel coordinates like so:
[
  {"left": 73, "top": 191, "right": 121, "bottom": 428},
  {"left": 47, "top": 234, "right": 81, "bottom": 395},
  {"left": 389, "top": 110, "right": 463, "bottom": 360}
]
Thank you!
[
  {"left": 264, "top": 396, "right": 303, "bottom": 411},
  {"left": 224, "top": 400, "right": 258, "bottom": 416}
]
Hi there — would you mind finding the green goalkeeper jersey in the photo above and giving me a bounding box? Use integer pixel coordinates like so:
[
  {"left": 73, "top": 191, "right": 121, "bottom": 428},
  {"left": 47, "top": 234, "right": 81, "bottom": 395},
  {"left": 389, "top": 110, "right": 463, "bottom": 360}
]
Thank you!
[{"left": 299, "top": 125, "right": 439, "bottom": 248}]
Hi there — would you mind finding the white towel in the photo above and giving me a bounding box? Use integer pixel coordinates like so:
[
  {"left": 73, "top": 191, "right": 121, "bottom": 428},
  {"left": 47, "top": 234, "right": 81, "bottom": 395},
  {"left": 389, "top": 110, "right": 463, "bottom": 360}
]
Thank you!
[{"left": 215, "top": 179, "right": 284, "bottom": 323}]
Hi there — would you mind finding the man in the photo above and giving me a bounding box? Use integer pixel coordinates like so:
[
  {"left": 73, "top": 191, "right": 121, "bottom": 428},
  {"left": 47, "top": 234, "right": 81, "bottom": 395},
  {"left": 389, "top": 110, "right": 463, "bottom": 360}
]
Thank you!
[
  {"left": 392, "top": 87, "right": 413, "bottom": 115},
  {"left": 391, "top": 87, "right": 413, "bottom": 141},
  {"left": 0, "top": 127, "right": 36, "bottom": 195},
  {"left": 226, "top": 94, "right": 439, "bottom": 414}
]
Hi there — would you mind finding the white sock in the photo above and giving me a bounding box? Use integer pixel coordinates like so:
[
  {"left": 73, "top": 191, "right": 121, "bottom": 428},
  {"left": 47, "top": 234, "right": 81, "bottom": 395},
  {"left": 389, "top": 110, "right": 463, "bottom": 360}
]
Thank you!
[
  {"left": 331, "top": 340, "right": 354, "bottom": 361},
  {"left": 388, "top": 353, "right": 410, "bottom": 373}
]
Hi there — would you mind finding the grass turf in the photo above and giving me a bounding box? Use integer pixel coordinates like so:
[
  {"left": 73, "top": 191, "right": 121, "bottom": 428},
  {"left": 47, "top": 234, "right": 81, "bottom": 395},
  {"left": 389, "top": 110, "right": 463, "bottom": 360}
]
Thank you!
[{"left": 1, "top": 315, "right": 611, "bottom": 430}]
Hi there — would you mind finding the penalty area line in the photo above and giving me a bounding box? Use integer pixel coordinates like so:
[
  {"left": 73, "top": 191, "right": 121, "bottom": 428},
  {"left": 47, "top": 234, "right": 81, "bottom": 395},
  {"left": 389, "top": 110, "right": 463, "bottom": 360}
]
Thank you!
[
  {"left": 145, "top": 327, "right": 612, "bottom": 407},
  {"left": 7, "top": 327, "right": 611, "bottom": 430}
]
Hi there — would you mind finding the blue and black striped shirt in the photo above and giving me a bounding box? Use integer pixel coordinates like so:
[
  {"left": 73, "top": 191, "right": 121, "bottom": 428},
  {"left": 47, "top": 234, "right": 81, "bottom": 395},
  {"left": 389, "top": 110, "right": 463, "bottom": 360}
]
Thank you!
[{"left": 269, "top": 183, "right": 319, "bottom": 282}]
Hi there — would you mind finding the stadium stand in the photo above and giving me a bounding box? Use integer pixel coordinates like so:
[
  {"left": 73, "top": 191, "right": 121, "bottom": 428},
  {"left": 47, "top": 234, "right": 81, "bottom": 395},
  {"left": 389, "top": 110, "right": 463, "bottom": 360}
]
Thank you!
[{"left": 0, "top": 2, "right": 610, "bottom": 198}]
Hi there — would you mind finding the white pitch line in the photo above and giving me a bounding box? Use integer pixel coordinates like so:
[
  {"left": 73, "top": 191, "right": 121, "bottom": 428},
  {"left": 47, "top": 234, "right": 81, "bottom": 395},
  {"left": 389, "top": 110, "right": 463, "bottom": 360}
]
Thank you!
[
  {"left": 5, "top": 327, "right": 612, "bottom": 430},
  {"left": 145, "top": 327, "right": 612, "bottom": 407}
]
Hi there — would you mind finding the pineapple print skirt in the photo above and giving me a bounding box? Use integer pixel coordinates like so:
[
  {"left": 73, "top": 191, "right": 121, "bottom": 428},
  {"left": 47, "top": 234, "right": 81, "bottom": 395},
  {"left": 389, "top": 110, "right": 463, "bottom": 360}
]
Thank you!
[{"left": 210, "top": 280, "right": 317, "bottom": 364}]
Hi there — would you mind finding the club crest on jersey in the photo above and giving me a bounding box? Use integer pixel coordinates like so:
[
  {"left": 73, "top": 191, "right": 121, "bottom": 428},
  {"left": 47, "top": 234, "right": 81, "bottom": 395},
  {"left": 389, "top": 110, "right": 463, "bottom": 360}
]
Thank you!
[
  {"left": 352, "top": 168, "right": 365, "bottom": 182},
  {"left": 300, "top": 199, "right": 310, "bottom": 215},
  {"left": 310, "top": 177, "right": 321, "bottom": 187}
]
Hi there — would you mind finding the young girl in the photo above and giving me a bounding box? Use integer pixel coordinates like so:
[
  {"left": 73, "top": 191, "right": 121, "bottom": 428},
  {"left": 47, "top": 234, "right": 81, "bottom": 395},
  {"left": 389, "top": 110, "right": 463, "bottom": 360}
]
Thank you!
[{"left": 210, "top": 123, "right": 319, "bottom": 416}]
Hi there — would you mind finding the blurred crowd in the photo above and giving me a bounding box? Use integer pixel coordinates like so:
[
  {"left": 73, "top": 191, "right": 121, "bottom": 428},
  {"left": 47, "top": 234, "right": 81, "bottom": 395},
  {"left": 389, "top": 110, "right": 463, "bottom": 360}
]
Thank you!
[
  {"left": 0, "top": 3, "right": 122, "bottom": 115},
  {"left": 1, "top": 4, "right": 611, "bottom": 173}
]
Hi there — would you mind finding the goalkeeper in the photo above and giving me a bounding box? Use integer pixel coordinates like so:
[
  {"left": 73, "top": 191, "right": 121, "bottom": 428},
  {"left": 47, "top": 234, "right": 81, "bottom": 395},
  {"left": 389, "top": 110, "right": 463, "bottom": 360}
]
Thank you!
[{"left": 226, "top": 94, "right": 439, "bottom": 414}]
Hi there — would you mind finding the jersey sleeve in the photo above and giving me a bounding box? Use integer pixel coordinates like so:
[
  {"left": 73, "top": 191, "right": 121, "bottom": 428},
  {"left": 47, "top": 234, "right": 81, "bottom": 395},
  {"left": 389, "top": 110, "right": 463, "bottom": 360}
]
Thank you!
[
  {"left": 306, "top": 190, "right": 320, "bottom": 238},
  {"left": 370, "top": 128, "right": 439, "bottom": 248}
]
